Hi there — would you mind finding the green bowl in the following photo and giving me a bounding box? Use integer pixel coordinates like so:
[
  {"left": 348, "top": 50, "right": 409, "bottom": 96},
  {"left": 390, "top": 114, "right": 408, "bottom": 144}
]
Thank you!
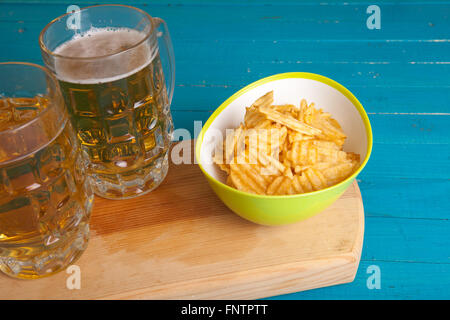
[{"left": 195, "top": 72, "right": 373, "bottom": 226}]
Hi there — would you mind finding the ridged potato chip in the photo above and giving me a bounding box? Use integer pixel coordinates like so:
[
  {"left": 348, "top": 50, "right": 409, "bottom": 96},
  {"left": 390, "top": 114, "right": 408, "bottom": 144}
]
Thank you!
[
  {"left": 213, "top": 91, "right": 360, "bottom": 195},
  {"left": 286, "top": 140, "right": 348, "bottom": 166}
]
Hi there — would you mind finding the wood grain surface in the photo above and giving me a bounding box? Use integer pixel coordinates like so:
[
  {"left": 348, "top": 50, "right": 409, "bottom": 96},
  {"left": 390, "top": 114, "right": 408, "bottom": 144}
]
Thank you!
[
  {"left": 0, "top": 0, "right": 449, "bottom": 300},
  {"left": 0, "top": 149, "right": 364, "bottom": 299}
]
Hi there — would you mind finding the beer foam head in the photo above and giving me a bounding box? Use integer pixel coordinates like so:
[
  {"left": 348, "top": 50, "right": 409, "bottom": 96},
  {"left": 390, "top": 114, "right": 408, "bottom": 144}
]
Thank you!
[{"left": 53, "top": 27, "right": 156, "bottom": 84}]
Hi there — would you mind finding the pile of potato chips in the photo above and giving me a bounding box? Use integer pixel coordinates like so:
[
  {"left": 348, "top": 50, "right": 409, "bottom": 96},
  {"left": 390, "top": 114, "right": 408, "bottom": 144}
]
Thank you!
[{"left": 213, "top": 91, "right": 360, "bottom": 195}]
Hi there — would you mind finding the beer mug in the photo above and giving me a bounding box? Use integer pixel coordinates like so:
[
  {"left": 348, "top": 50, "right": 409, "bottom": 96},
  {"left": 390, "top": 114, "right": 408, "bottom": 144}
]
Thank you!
[
  {"left": 39, "top": 5, "right": 175, "bottom": 199},
  {"left": 0, "top": 62, "right": 93, "bottom": 279}
]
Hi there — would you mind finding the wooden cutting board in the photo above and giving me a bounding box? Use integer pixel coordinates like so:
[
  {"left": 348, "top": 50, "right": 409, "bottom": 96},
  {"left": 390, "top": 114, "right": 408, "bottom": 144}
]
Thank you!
[{"left": 0, "top": 141, "right": 364, "bottom": 299}]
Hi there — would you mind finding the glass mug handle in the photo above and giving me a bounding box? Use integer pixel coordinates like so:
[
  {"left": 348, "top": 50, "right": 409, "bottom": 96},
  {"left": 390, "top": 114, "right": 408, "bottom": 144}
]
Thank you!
[{"left": 153, "top": 17, "right": 175, "bottom": 105}]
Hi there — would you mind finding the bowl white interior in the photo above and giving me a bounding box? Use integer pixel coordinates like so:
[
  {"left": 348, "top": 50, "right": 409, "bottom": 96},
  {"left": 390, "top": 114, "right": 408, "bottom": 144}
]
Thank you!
[{"left": 200, "top": 77, "right": 369, "bottom": 184}]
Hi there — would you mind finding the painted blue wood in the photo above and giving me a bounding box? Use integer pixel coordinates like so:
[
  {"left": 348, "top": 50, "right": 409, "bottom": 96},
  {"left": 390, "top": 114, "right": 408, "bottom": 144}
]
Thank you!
[
  {"left": 173, "top": 111, "right": 450, "bottom": 145},
  {"left": 360, "top": 177, "right": 450, "bottom": 220},
  {"left": 0, "top": 0, "right": 449, "bottom": 300},
  {"left": 171, "top": 86, "right": 450, "bottom": 114},
  {"left": 1, "top": 3, "right": 449, "bottom": 41},
  {"left": 265, "top": 260, "right": 450, "bottom": 300}
]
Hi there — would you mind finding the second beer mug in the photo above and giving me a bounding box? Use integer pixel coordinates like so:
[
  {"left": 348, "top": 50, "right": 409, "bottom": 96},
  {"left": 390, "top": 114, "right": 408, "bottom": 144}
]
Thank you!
[{"left": 39, "top": 5, "right": 175, "bottom": 199}]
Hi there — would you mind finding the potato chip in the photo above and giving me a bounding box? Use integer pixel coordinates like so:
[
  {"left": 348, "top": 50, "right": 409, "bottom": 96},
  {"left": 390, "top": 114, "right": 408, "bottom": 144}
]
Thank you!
[
  {"left": 267, "top": 176, "right": 294, "bottom": 195},
  {"left": 248, "top": 125, "right": 287, "bottom": 154},
  {"left": 224, "top": 123, "right": 244, "bottom": 163},
  {"left": 217, "top": 162, "right": 230, "bottom": 174},
  {"left": 251, "top": 90, "right": 274, "bottom": 109},
  {"left": 229, "top": 163, "right": 273, "bottom": 194},
  {"left": 226, "top": 174, "right": 235, "bottom": 187},
  {"left": 213, "top": 91, "right": 361, "bottom": 195},
  {"left": 259, "top": 105, "right": 322, "bottom": 136},
  {"left": 286, "top": 140, "right": 348, "bottom": 166},
  {"left": 274, "top": 104, "right": 297, "bottom": 115},
  {"left": 288, "top": 130, "right": 314, "bottom": 144},
  {"left": 320, "top": 161, "right": 357, "bottom": 186},
  {"left": 304, "top": 168, "right": 328, "bottom": 190},
  {"left": 245, "top": 106, "right": 271, "bottom": 129},
  {"left": 346, "top": 152, "right": 361, "bottom": 163},
  {"left": 248, "top": 146, "right": 286, "bottom": 175},
  {"left": 303, "top": 106, "right": 346, "bottom": 145}
]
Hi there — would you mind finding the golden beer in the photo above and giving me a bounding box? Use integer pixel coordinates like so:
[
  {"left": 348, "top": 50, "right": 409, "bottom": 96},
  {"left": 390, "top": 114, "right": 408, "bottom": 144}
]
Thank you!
[
  {"left": 0, "top": 63, "right": 93, "bottom": 279},
  {"left": 40, "top": 6, "right": 175, "bottom": 199}
]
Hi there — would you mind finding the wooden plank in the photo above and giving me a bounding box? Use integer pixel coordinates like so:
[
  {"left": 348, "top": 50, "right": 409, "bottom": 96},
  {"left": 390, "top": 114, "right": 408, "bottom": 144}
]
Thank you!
[
  {"left": 173, "top": 63, "right": 450, "bottom": 88},
  {"left": 173, "top": 41, "right": 450, "bottom": 65},
  {"left": 267, "top": 260, "right": 450, "bottom": 300},
  {"left": 359, "top": 177, "right": 450, "bottom": 220},
  {"left": 3, "top": 46, "right": 449, "bottom": 90},
  {"left": 171, "top": 111, "right": 450, "bottom": 145},
  {"left": 365, "top": 114, "right": 450, "bottom": 144},
  {"left": 361, "top": 144, "right": 450, "bottom": 179},
  {"left": 0, "top": 152, "right": 364, "bottom": 299},
  {"left": 361, "top": 216, "right": 450, "bottom": 264},
  {"left": 5, "top": 40, "right": 449, "bottom": 66},
  {"left": 1, "top": 3, "right": 449, "bottom": 41},
  {"left": 1, "top": 4, "right": 448, "bottom": 93},
  {"left": 170, "top": 86, "right": 450, "bottom": 113}
]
